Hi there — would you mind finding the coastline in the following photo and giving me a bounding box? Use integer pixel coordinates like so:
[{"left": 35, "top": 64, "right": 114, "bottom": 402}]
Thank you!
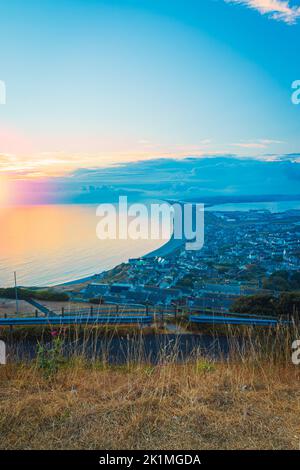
[
  {"left": 9, "top": 197, "right": 300, "bottom": 290},
  {"left": 55, "top": 235, "right": 176, "bottom": 288},
  {"left": 56, "top": 274, "right": 101, "bottom": 287},
  {"left": 54, "top": 197, "right": 300, "bottom": 289}
]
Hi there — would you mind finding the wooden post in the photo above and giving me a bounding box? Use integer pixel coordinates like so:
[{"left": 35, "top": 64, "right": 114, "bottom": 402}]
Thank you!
[
  {"left": 127, "top": 334, "right": 130, "bottom": 370},
  {"left": 14, "top": 271, "right": 19, "bottom": 317}
]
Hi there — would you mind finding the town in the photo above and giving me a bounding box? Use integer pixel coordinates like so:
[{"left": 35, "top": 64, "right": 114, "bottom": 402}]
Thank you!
[{"left": 76, "top": 209, "right": 300, "bottom": 313}]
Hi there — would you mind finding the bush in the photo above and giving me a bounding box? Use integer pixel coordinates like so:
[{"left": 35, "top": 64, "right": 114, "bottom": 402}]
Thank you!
[
  {"left": 231, "top": 292, "right": 300, "bottom": 318},
  {"left": 231, "top": 294, "right": 276, "bottom": 316},
  {"left": 276, "top": 292, "right": 300, "bottom": 316},
  {"left": 0, "top": 287, "right": 69, "bottom": 302},
  {"left": 34, "top": 290, "right": 69, "bottom": 301},
  {"left": 36, "top": 335, "right": 64, "bottom": 377},
  {"left": 262, "top": 270, "right": 300, "bottom": 292}
]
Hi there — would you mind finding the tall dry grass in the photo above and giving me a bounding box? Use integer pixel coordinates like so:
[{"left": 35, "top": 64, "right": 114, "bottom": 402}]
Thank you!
[{"left": 0, "top": 322, "right": 300, "bottom": 450}]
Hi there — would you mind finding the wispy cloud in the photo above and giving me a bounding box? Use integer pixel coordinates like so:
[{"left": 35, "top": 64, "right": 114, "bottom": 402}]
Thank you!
[
  {"left": 231, "top": 139, "right": 285, "bottom": 149},
  {"left": 226, "top": 0, "right": 300, "bottom": 24}
]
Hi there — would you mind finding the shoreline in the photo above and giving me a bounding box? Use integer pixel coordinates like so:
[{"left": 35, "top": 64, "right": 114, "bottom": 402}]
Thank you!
[
  {"left": 46, "top": 200, "right": 300, "bottom": 289},
  {"left": 5, "top": 198, "right": 300, "bottom": 290},
  {"left": 54, "top": 238, "right": 175, "bottom": 288},
  {"left": 55, "top": 274, "right": 101, "bottom": 287}
]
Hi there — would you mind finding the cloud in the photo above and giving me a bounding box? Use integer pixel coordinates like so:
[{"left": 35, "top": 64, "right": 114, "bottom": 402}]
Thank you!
[
  {"left": 231, "top": 139, "right": 285, "bottom": 149},
  {"left": 232, "top": 142, "right": 267, "bottom": 149},
  {"left": 7, "top": 155, "right": 300, "bottom": 205},
  {"left": 226, "top": 0, "right": 300, "bottom": 24},
  {"left": 259, "top": 139, "right": 285, "bottom": 144}
]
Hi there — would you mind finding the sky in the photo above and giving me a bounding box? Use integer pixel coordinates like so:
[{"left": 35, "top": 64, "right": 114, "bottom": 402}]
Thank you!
[
  {"left": 11, "top": 156, "right": 300, "bottom": 205},
  {"left": 0, "top": 0, "right": 300, "bottom": 198}
]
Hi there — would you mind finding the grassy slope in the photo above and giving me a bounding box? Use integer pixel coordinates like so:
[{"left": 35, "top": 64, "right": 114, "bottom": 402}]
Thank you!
[{"left": 0, "top": 360, "right": 299, "bottom": 450}]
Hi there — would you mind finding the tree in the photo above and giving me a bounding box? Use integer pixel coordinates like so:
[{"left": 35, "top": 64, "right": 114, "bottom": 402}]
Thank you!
[
  {"left": 276, "top": 292, "right": 300, "bottom": 317},
  {"left": 290, "top": 272, "right": 300, "bottom": 290},
  {"left": 231, "top": 294, "right": 276, "bottom": 316},
  {"left": 263, "top": 276, "right": 291, "bottom": 292}
]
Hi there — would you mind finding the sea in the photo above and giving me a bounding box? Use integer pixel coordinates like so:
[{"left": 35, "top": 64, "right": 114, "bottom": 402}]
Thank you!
[{"left": 0, "top": 204, "right": 167, "bottom": 287}]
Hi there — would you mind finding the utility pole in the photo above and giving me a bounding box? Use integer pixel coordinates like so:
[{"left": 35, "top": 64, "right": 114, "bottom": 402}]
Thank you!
[{"left": 14, "top": 271, "right": 19, "bottom": 316}]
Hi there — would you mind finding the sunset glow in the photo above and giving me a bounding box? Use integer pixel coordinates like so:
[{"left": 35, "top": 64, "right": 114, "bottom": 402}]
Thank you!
[
  {"left": 1, "top": 0, "right": 300, "bottom": 455},
  {"left": 0, "top": 0, "right": 299, "bottom": 191},
  {"left": 0, "top": 176, "right": 9, "bottom": 205}
]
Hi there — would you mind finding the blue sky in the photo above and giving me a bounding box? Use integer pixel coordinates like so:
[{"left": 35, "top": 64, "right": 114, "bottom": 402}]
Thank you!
[{"left": 0, "top": 0, "right": 300, "bottom": 181}]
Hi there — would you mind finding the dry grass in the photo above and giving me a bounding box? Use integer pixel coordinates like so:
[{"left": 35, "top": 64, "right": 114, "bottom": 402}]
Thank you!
[
  {"left": 1, "top": 323, "right": 300, "bottom": 450},
  {"left": 0, "top": 358, "right": 300, "bottom": 450}
]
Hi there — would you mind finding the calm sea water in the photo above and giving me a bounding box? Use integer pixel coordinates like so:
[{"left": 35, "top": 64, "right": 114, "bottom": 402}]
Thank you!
[{"left": 0, "top": 204, "right": 167, "bottom": 287}]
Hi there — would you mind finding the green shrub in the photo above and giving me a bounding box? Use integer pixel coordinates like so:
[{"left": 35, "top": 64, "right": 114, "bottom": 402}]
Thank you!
[
  {"left": 36, "top": 335, "right": 65, "bottom": 378},
  {"left": 0, "top": 287, "right": 69, "bottom": 302},
  {"left": 195, "top": 360, "right": 216, "bottom": 373}
]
